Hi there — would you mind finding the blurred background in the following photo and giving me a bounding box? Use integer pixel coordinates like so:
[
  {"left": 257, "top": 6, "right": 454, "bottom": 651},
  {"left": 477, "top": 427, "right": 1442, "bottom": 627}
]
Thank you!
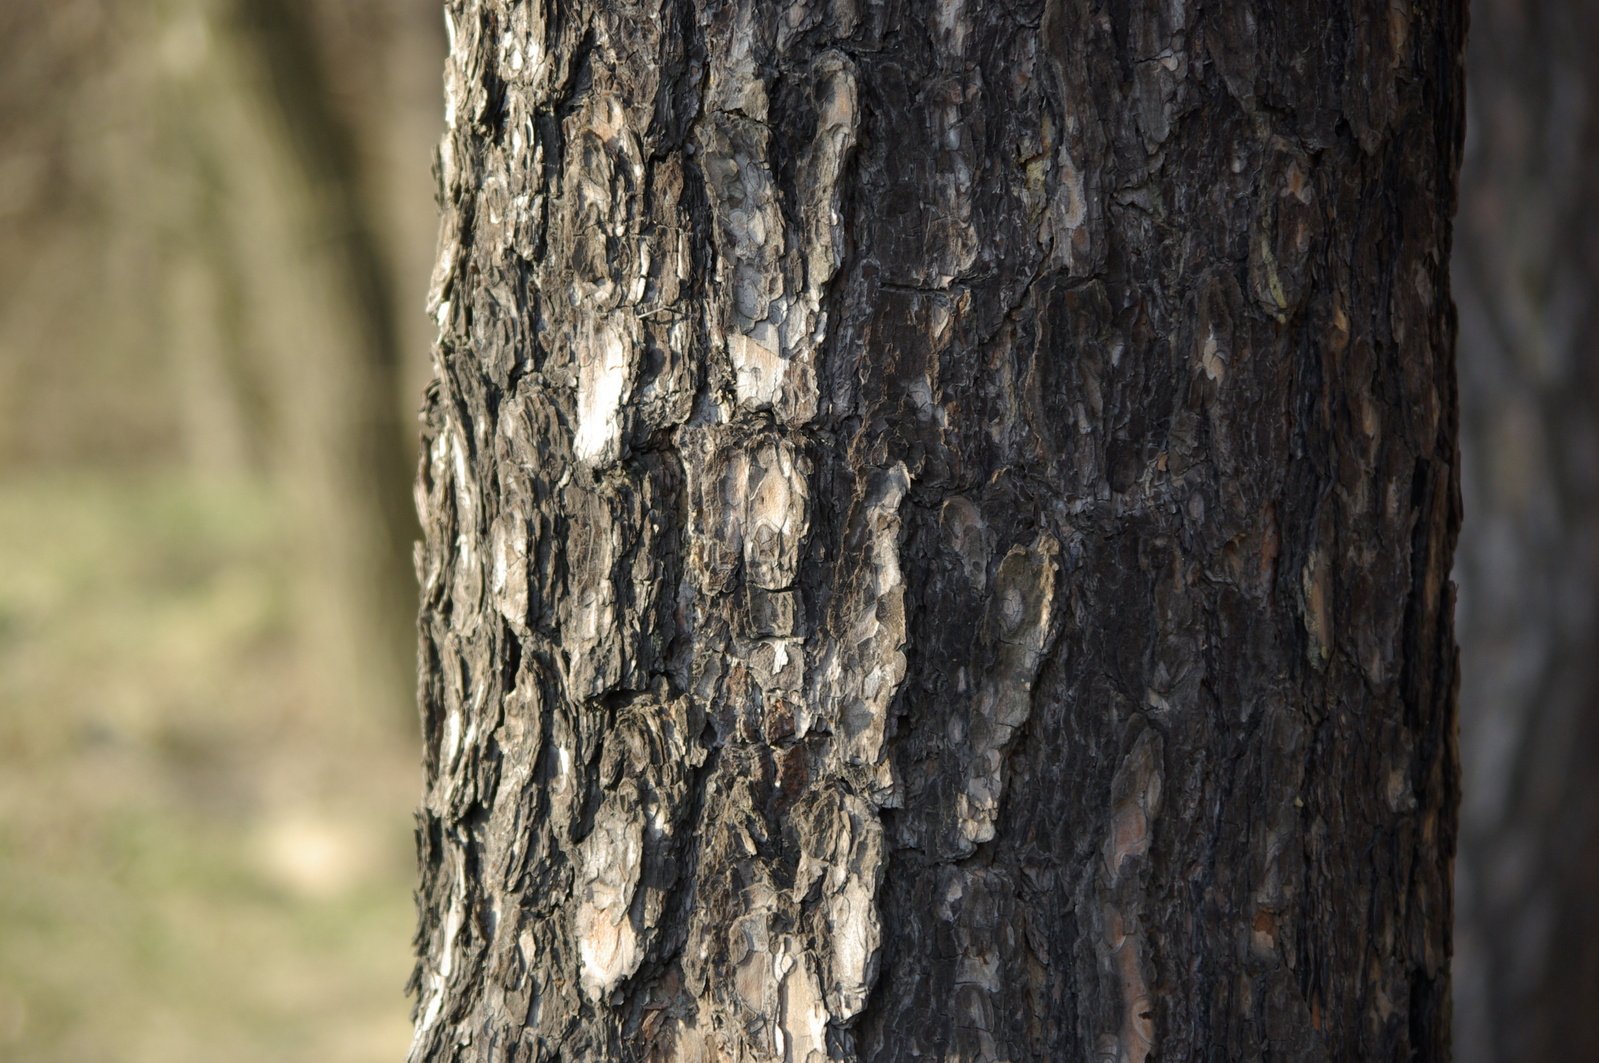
[
  {"left": 0, "top": 2, "right": 1595, "bottom": 1061},
  {"left": 0, "top": 1, "right": 440, "bottom": 1059},
  {"left": 1452, "top": 2, "right": 1599, "bottom": 1059}
]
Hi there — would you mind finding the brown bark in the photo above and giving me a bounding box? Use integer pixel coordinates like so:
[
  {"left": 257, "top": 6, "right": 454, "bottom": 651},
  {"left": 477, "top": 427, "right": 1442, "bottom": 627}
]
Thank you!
[
  {"left": 411, "top": 2, "right": 1465, "bottom": 1059},
  {"left": 1452, "top": 1, "right": 1599, "bottom": 1059}
]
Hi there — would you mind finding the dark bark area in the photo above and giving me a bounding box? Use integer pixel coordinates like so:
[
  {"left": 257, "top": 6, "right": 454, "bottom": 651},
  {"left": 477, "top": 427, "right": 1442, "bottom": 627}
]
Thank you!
[
  {"left": 1452, "top": 1, "right": 1599, "bottom": 1059},
  {"left": 411, "top": 2, "right": 1465, "bottom": 1060}
]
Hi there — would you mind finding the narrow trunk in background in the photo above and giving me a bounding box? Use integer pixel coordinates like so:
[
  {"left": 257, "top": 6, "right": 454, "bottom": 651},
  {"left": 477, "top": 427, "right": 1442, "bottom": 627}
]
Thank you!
[
  {"left": 1452, "top": 1, "right": 1599, "bottom": 1059},
  {"left": 411, "top": 2, "right": 1464, "bottom": 1059},
  {"left": 227, "top": 0, "right": 423, "bottom": 716}
]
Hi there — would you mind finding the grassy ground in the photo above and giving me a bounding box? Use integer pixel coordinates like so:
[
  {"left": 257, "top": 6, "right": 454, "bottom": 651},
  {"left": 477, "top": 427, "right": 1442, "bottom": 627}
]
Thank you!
[{"left": 0, "top": 470, "right": 419, "bottom": 1062}]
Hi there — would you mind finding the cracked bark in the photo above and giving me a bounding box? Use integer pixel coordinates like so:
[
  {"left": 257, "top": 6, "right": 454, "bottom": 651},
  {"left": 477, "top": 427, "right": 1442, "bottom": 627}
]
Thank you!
[{"left": 410, "top": 2, "right": 1464, "bottom": 1059}]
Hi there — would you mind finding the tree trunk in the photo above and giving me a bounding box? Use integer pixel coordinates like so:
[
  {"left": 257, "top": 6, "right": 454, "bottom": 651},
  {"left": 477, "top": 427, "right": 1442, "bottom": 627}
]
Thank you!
[
  {"left": 1452, "top": 1, "right": 1599, "bottom": 1059},
  {"left": 410, "top": 2, "right": 1465, "bottom": 1059}
]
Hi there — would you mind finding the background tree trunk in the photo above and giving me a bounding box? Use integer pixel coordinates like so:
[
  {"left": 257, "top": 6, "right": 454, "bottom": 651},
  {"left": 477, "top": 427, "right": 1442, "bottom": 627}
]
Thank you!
[
  {"left": 411, "top": 2, "right": 1464, "bottom": 1059},
  {"left": 222, "top": 0, "right": 425, "bottom": 720},
  {"left": 139, "top": 0, "right": 431, "bottom": 722},
  {"left": 0, "top": 0, "right": 440, "bottom": 727},
  {"left": 1452, "top": 0, "right": 1599, "bottom": 1059}
]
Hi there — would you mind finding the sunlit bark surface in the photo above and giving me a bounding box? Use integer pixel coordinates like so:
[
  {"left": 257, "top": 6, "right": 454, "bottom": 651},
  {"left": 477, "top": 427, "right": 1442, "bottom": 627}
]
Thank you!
[{"left": 412, "top": 2, "right": 1465, "bottom": 1059}]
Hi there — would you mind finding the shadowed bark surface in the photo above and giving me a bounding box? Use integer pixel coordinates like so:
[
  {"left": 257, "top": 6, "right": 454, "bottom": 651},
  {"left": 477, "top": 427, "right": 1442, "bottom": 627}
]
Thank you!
[
  {"left": 1452, "top": 0, "right": 1599, "bottom": 1059},
  {"left": 411, "top": 2, "right": 1465, "bottom": 1059}
]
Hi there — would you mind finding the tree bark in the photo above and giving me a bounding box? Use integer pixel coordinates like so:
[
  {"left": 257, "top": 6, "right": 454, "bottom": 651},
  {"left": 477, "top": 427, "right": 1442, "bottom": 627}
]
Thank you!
[
  {"left": 1452, "top": 1, "right": 1599, "bottom": 1059},
  {"left": 410, "top": 2, "right": 1465, "bottom": 1059}
]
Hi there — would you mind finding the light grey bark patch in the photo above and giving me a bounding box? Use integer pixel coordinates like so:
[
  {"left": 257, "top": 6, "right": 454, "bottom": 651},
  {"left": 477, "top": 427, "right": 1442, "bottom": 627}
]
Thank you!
[
  {"left": 953, "top": 532, "right": 1061, "bottom": 855},
  {"left": 696, "top": 34, "right": 858, "bottom": 423},
  {"left": 572, "top": 692, "right": 703, "bottom": 1004},
  {"left": 794, "top": 789, "right": 885, "bottom": 1020},
  {"left": 816, "top": 462, "right": 911, "bottom": 801},
  {"left": 489, "top": 509, "right": 531, "bottom": 627},
  {"left": 798, "top": 53, "right": 859, "bottom": 298},
  {"left": 572, "top": 318, "right": 635, "bottom": 466},
  {"left": 938, "top": 495, "right": 994, "bottom": 591},
  {"left": 742, "top": 438, "right": 811, "bottom": 637},
  {"left": 574, "top": 785, "right": 646, "bottom": 1000}
]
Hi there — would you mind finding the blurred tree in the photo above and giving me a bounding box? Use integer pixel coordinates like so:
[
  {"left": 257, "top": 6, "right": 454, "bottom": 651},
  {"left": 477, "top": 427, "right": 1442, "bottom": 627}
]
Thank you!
[
  {"left": 0, "top": 2, "right": 176, "bottom": 466},
  {"left": 1453, "top": 0, "right": 1599, "bottom": 1059},
  {"left": 409, "top": 2, "right": 1463, "bottom": 1059},
  {"left": 0, "top": 4, "right": 440, "bottom": 1058},
  {"left": 0, "top": 0, "right": 442, "bottom": 724},
  {"left": 215, "top": 0, "right": 423, "bottom": 722},
  {"left": 139, "top": 0, "right": 441, "bottom": 723}
]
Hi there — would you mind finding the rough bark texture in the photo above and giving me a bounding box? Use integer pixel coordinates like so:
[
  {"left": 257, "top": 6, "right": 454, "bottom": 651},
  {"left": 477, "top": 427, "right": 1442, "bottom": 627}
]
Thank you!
[
  {"left": 411, "top": 2, "right": 1465, "bottom": 1059},
  {"left": 1452, "top": 1, "right": 1599, "bottom": 1059}
]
